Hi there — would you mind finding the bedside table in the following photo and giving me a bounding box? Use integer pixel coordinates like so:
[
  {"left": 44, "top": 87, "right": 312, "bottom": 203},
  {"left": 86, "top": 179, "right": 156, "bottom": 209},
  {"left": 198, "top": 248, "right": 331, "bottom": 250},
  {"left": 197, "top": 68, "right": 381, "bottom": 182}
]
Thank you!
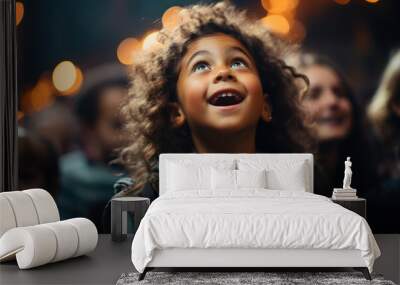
[
  {"left": 111, "top": 197, "right": 150, "bottom": 242},
  {"left": 331, "top": 198, "right": 366, "bottom": 219}
]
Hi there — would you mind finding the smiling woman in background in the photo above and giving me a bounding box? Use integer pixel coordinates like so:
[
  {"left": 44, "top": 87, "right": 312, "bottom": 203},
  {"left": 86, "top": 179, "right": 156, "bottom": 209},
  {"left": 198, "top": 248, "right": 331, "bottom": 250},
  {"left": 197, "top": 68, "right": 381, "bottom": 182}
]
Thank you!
[{"left": 293, "top": 53, "right": 379, "bottom": 203}]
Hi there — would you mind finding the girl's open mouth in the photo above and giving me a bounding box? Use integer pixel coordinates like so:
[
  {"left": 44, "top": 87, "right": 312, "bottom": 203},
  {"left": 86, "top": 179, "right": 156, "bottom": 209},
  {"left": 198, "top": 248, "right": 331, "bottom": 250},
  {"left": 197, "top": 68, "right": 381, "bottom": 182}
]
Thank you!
[{"left": 207, "top": 91, "right": 245, "bottom": 107}]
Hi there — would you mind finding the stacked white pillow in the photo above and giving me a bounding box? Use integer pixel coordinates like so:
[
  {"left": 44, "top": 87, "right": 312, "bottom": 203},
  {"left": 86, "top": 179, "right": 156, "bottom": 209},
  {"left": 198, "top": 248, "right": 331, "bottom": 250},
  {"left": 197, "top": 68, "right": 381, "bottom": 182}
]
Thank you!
[
  {"left": 165, "top": 158, "right": 310, "bottom": 193},
  {"left": 238, "top": 158, "right": 309, "bottom": 192},
  {"left": 211, "top": 168, "right": 267, "bottom": 190},
  {"left": 166, "top": 159, "right": 236, "bottom": 192},
  {"left": 0, "top": 189, "right": 98, "bottom": 269}
]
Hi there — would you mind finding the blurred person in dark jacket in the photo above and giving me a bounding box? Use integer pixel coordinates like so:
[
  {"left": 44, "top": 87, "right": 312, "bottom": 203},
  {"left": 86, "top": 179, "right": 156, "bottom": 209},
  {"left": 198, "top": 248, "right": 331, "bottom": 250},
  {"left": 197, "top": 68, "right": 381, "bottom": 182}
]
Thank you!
[
  {"left": 57, "top": 63, "right": 129, "bottom": 232},
  {"left": 26, "top": 100, "right": 78, "bottom": 155}
]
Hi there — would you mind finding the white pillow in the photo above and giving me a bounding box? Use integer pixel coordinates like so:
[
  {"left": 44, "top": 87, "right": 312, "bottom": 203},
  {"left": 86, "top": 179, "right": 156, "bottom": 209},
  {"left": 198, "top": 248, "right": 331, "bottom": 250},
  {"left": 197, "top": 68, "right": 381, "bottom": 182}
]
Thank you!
[
  {"left": 236, "top": 169, "right": 267, "bottom": 188},
  {"left": 167, "top": 162, "right": 210, "bottom": 191},
  {"left": 166, "top": 159, "right": 235, "bottom": 192},
  {"left": 211, "top": 168, "right": 236, "bottom": 190},
  {"left": 211, "top": 168, "right": 267, "bottom": 190},
  {"left": 238, "top": 159, "right": 308, "bottom": 191}
]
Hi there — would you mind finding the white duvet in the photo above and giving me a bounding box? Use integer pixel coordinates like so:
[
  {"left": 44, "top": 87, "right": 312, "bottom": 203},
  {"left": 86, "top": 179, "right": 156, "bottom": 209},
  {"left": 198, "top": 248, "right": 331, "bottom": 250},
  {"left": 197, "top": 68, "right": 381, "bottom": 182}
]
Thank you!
[{"left": 131, "top": 190, "right": 380, "bottom": 273}]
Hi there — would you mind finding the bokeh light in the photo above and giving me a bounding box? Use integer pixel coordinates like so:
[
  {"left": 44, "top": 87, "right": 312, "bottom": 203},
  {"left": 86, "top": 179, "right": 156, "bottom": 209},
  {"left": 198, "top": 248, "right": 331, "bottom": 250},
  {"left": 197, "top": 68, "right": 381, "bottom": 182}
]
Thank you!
[
  {"left": 162, "top": 6, "right": 183, "bottom": 30},
  {"left": 365, "top": 0, "right": 379, "bottom": 3},
  {"left": 52, "top": 61, "right": 77, "bottom": 92},
  {"left": 117, "top": 37, "right": 141, "bottom": 65},
  {"left": 260, "top": 15, "right": 290, "bottom": 35},
  {"left": 142, "top": 31, "right": 162, "bottom": 51},
  {"left": 16, "top": 2, "right": 24, "bottom": 26},
  {"left": 261, "top": 0, "right": 299, "bottom": 13},
  {"left": 21, "top": 75, "right": 55, "bottom": 114},
  {"left": 60, "top": 66, "right": 83, "bottom": 96},
  {"left": 334, "top": 0, "right": 351, "bottom": 4}
]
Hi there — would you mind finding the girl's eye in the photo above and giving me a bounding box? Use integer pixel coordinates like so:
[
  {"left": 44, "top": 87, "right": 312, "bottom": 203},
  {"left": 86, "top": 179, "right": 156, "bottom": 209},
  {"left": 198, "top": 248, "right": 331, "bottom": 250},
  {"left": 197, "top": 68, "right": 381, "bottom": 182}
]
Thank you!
[
  {"left": 192, "top": 62, "right": 210, "bottom": 73},
  {"left": 332, "top": 86, "right": 345, "bottom": 98},
  {"left": 306, "top": 87, "right": 322, "bottom": 100},
  {"left": 231, "top": 59, "right": 247, "bottom": 69}
]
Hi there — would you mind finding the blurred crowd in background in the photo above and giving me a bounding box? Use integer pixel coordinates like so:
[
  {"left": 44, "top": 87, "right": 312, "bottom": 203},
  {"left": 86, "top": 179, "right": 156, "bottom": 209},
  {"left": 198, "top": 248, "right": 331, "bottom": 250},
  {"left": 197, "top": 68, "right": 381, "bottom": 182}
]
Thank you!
[{"left": 15, "top": 0, "right": 399, "bottom": 233}]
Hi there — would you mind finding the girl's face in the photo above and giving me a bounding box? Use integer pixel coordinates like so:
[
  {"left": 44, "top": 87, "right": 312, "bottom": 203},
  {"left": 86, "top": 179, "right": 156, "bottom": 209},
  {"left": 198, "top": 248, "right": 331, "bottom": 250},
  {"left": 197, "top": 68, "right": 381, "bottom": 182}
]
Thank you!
[
  {"left": 301, "top": 65, "right": 352, "bottom": 142},
  {"left": 176, "top": 33, "right": 265, "bottom": 134}
]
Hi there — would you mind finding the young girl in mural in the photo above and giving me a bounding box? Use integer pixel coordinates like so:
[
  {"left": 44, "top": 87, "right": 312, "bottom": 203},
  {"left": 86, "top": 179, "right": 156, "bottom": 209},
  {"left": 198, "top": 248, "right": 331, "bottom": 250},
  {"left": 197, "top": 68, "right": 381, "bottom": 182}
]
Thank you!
[{"left": 116, "top": 2, "right": 313, "bottom": 199}]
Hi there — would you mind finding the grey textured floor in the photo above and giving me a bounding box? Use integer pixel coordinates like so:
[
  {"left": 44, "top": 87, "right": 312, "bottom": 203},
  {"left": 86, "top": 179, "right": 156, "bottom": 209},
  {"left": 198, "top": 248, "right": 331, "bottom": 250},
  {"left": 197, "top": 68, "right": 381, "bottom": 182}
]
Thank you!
[{"left": 117, "top": 271, "right": 396, "bottom": 285}]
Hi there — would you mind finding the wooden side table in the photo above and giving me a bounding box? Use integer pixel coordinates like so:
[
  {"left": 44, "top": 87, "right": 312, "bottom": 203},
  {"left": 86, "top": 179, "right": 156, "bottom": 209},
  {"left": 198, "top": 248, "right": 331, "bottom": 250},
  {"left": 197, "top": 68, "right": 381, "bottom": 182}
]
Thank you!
[
  {"left": 111, "top": 197, "right": 150, "bottom": 242},
  {"left": 331, "top": 198, "right": 366, "bottom": 219}
]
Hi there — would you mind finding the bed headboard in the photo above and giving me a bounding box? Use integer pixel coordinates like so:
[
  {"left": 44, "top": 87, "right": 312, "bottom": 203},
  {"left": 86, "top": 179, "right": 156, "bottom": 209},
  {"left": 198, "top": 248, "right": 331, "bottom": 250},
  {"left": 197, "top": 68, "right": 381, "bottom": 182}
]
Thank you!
[{"left": 159, "top": 153, "right": 314, "bottom": 195}]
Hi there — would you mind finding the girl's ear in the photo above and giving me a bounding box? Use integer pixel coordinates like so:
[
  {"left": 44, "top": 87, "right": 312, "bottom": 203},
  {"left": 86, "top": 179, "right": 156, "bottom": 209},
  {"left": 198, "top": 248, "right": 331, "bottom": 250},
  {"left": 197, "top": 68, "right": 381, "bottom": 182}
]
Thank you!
[
  {"left": 261, "top": 97, "right": 272, "bottom": 123},
  {"left": 169, "top": 102, "right": 186, "bottom": 128}
]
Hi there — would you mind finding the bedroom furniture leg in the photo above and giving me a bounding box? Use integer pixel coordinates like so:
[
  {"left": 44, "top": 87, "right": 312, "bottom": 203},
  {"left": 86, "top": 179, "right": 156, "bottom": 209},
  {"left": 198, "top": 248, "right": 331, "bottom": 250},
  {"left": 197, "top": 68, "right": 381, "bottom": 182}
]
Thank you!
[
  {"left": 354, "top": 267, "right": 371, "bottom": 280},
  {"left": 138, "top": 267, "right": 150, "bottom": 281}
]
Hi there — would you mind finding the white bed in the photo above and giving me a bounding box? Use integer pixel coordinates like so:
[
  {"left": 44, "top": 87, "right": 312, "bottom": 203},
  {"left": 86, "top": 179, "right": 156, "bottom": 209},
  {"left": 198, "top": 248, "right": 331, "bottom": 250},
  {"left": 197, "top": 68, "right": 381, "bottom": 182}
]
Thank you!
[{"left": 131, "top": 154, "right": 380, "bottom": 280}]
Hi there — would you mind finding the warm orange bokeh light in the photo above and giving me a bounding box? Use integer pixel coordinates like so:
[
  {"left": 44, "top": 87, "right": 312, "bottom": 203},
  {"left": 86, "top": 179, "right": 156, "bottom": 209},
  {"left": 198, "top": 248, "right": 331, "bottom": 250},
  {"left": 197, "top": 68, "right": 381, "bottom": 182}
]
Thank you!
[
  {"left": 142, "top": 31, "right": 162, "bottom": 51},
  {"left": 60, "top": 66, "right": 83, "bottom": 96},
  {"left": 117, "top": 38, "right": 141, "bottom": 65},
  {"left": 334, "top": 0, "right": 351, "bottom": 4},
  {"left": 162, "top": 6, "right": 183, "bottom": 30},
  {"left": 16, "top": 2, "right": 24, "bottom": 26},
  {"left": 17, "top": 111, "right": 24, "bottom": 121},
  {"left": 52, "top": 61, "right": 77, "bottom": 92},
  {"left": 365, "top": 0, "right": 379, "bottom": 3},
  {"left": 21, "top": 76, "right": 55, "bottom": 114},
  {"left": 261, "top": 0, "right": 298, "bottom": 13},
  {"left": 261, "top": 15, "right": 290, "bottom": 35}
]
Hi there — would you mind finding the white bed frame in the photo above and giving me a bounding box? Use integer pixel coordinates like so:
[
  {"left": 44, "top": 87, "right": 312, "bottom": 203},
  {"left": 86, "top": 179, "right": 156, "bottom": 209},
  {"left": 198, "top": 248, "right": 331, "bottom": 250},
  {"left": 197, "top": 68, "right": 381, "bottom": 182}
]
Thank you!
[{"left": 140, "top": 154, "right": 371, "bottom": 280}]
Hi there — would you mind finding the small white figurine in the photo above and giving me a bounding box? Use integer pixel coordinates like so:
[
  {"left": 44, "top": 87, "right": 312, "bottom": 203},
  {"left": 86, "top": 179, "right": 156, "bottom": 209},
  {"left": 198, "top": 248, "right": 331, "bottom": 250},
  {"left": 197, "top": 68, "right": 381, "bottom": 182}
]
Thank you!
[{"left": 343, "top": 157, "right": 353, "bottom": 189}]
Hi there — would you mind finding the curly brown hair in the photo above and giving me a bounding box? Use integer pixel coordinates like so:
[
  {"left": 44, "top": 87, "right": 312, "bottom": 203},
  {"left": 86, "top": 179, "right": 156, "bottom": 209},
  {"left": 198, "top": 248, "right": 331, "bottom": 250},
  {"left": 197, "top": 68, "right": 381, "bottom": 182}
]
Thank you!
[{"left": 117, "top": 1, "right": 313, "bottom": 195}]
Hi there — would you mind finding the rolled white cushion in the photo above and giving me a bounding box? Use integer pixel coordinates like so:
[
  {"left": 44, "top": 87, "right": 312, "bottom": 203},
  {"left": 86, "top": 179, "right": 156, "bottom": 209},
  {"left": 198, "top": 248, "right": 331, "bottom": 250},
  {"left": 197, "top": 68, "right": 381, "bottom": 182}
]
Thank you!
[
  {"left": 64, "top": 218, "right": 98, "bottom": 257},
  {"left": 0, "top": 226, "right": 57, "bottom": 269},
  {"left": 23, "top": 189, "right": 59, "bottom": 224},
  {"left": 0, "top": 196, "right": 17, "bottom": 237},
  {"left": 0, "top": 189, "right": 60, "bottom": 239},
  {"left": 0, "top": 191, "right": 39, "bottom": 227},
  {"left": 42, "top": 221, "right": 79, "bottom": 262},
  {"left": 0, "top": 218, "right": 98, "bottom": 269}
]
